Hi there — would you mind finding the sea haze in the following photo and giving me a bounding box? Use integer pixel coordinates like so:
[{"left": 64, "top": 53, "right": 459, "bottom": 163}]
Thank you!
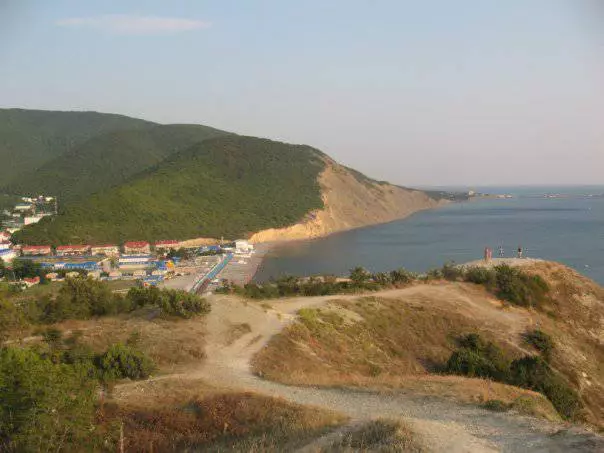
[{"left": 254, "top": 186, "right": 604, "bottom": 285}]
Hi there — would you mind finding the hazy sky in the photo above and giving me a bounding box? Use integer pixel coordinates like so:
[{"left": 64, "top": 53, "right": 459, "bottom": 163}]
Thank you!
[{"left": 1, "top": 0, "right": 603, "bottom": 186}]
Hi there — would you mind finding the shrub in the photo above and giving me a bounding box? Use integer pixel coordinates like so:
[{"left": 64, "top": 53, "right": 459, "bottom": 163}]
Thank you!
[
  {"left": 0, "top": 299, "right": 26, "bottom": 341},
  {"left": 523, "top": 329, "right": 554, "bottom": 359},
  {"left": 509, "top": 356, "right": 581, "bottom": 420},
  {"left": 446, "top": 335, "right": 510, "bottom": 382},
  {"left": 464, "top": 266, "right": 496, "bottom": 287},
  {"left": 441, "top": 262, "right": 464, "bottom": 281},
  {"left": 494, "top": 264, "right": 549, "bottom": 308},
  {"left": 0, "top": 347, "right": 97, "bottom": 451},
  {"left": 159, "top": 290, "right": 210, "bottom": 318},
  {"left": 96, "top": 343, "right": 155, "bottom": 380},
  {"left": 126, "top": 287, "right": 210, "bottom": 318},
  {"left": 389, "top": 268, "right": 415, "bottom": 285},
  {"left": 483, "top": 400, "right": 510, "bottom": 412}
]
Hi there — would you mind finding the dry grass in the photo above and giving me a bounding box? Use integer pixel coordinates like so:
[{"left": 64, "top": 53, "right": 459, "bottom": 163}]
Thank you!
[
  {"left": 102, "top": 379, "right": 345, "bottom": 452},
  {"left": 253, "top": 294, "right": 561, "bottom": 422},
  {"left": 522, "top": 262, "right": 604, "bottom": 429},
  {"left": 254, "top": 294, "right": 524, "bottom": 380},
  {"left": 321, "top": 419, "right": 425, "bottom": 453},
  {"left": 226, "top": 322, "right": 253, "bottom": 346},
  {"left": 57, "top": 311, "right": 207, "bottom": 371}
]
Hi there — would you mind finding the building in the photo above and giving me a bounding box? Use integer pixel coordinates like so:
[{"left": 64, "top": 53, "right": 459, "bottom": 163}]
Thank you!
[
  {"left": 154, "top": 240, "right": 180, "bottom": 252},
  {"left": 21, "top": 245, "right": 52, "bottom": 256},
  {"left": 123, "top": 241, "right": 151, "bottom": 255},
  {"left": 0, "top": 231, "right": 10, "bottom": 242},
  {"left": 22, "top": 277, "right": 40, "bottom": 287},
  {"left": 118, "top": 254, "right": 153, "bottom": 270},
  {"left": 55, "top": 245, "right": 91, "bottom": 257},
  {"left": 14, "top": 203, "right": 33, "bottom": 212},
  {"left": 90, "top": 245, "right": 120, "bottom": 257},
  {"left": 0, "top": 248, "right": 16, "bottom": 264},
  {"left": 0, "top": 241, "right": 10, "bottom": 251},
  {"left": 235, "top": 239, "right": 254, "bottom": 253}
]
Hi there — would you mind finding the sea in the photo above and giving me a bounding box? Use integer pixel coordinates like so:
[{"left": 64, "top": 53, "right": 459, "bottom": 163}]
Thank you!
[{"left": 254, "top": 186, "right": 604, "bottom": 286}]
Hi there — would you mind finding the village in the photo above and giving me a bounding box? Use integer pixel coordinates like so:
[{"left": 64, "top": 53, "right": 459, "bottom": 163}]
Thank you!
[{"left": 0, "top": 195, "right": 257, "bottom": 292}]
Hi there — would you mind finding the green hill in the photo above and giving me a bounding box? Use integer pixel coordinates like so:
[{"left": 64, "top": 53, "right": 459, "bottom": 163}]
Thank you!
[
  {"left": 4, "top": 123, "right": 229, "bottom": 202},
  {"left": 13, "top": 136, "right": 326, "bottom": 244},
  {"left": 0, "top": 108, "right": 153, "bottom": 185}
]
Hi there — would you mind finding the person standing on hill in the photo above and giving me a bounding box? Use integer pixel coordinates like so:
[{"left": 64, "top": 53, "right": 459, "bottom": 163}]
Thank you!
[
  {"left": 498, "top": 246, "right": 504, "bottom": 257},
  {"left": 517, "top": 246, "right": 523, "bottom": 258}
]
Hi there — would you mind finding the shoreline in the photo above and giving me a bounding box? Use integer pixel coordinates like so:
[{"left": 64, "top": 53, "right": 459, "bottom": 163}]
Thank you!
[{"left": 249, "top": 201, "right": 452, "bottom": 282}]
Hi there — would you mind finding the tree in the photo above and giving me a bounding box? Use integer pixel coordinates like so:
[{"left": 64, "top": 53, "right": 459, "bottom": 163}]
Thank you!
[
  {"left": 349, "top": 267, "right": 371, "bottom": 286},
  {"left": 12, "top": 259, "right": 44, "bottom": 281},
  {"left": 0, "top": 347, "right": 97, "bottom": 451}
]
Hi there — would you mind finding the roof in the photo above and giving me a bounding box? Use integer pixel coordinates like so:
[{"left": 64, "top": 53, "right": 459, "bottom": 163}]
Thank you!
[
  {"left": 91, "top": 244, "right": 118, "bottom": 248},
  {"left": 124, "top": 241, "right": 150, "bottom": 248},
  {"left": 155, "top": 240, "right": 179, "bottom": 246},
  {"left": 56, "top": 245, "right": 90, "bottom": 251},
  {"left": 22, "top": 245, "right": 52, "bottom": 250}
]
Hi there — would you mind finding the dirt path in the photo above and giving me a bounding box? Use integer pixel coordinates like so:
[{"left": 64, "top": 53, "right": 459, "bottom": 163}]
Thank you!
[{"left": 118, "top": 289, "right": 604, "bottom": 452}]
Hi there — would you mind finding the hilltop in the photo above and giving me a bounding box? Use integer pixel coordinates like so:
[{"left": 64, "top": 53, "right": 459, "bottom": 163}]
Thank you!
[
  {"left": 3, "top": 108, "right": 442, "bottom": 245},
  {"left": 4, "top": 123, "right": 229, "bottom": 202},
  {"left": 0, "top": 108, "right": 153, "bottom": 185}
]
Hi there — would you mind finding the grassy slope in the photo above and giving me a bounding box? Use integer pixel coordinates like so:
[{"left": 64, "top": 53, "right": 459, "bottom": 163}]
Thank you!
[
  {"left": 252, "top": 285, "right": 567, "bottom": 423},
  {"left": 5, "top": 124, "right": 229, "bottom": 202},
  {"left": 14, "top": 136, "right": 326, "bottom": 244},
  {"left": 0, "top": 108, "right": 153, "bottom": 185}
]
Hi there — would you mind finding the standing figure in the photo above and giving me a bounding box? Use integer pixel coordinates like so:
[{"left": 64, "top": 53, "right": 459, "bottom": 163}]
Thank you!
[
  {"left": 484, "top": 247, "right": 490, "bottom": 263},
  {"left": 498, "top": 246, "right": 504, "bottom": 258},
  {"left": 517, "top": 246, "right": 523, "bottom": 259}
]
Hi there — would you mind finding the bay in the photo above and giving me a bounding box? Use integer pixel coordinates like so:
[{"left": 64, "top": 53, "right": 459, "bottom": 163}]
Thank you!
[{"left": 254, "top": 186, "right": 604, "bottom": 285}]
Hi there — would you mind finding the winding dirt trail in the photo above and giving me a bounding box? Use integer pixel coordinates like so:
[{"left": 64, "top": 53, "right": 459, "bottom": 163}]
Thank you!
[{"left": 119, "top": 290, "right": 604, "bottom": 452}]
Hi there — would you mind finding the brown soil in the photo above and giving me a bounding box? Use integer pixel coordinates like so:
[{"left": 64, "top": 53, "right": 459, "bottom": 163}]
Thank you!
[{"left": 249, "top": 159, "right": 443, "bottom": 243}]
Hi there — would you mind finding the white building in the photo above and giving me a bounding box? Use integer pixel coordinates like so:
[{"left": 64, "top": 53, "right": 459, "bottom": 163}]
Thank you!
[
  {"left": 0, "top": 248, "right": 16, "bottom": 264},
  {"left": 235, "top": 239, "right": 254, "bottom": 253}
]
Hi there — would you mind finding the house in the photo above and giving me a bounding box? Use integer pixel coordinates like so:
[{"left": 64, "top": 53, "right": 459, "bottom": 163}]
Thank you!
[
  {"left": 21, "top": 245, "right": 52, "bottom": 256},
  {"left": 23, "top": 215, "right": 45, "bottom": 226},
  {"left": 56, "top": 245, "right": 91, "bottom": 256},
  {"left": 123, "top": 241, "right": 151, "bottom": 255},
  {"left": 0, "top": 231, "right": 10, "bottom": 242},
  {"left": 0, "top": 248, "right": 16, "bottom": 264},
  {"left": 22, "top": 276, "right": 40, "bottom": 287},
  {"left": 0, "top": 241, "right": 10, "bottom": 251},
  {"left": 118, "top": 255, "right": 152, "bottom": 270},
  {"left": 235, "top": 239, "right": 254, "bottom": 253},
  {"left": 108, "top": 270, "right": 122, "bottom": 280},
  {"left": 154, "top": 240, "right": 180, "bottom": 252},
  {"left": 90, "top": 245, "right": 120, "bottom": 256},
  {"left": 14, "top": 203, "right": 33, "bottom": 212},
  {"left": 45, "top": 272, "right": 61, "bottom": 281}
]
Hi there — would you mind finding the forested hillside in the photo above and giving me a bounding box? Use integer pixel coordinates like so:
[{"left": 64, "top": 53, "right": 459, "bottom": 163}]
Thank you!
[
  {"left": 4, "top": 124, "right": 229, "bottom": 202},
  {"left": 0, "top": 108, "right": 153, "bottom": 184},
  {"left": 14, "top": 136, "right": 326, "bottom": 244}
]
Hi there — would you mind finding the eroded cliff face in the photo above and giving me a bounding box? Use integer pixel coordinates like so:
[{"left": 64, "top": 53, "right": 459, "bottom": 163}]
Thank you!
[{"left": 248, "top": 159, "right": 444, "bottom": 243}]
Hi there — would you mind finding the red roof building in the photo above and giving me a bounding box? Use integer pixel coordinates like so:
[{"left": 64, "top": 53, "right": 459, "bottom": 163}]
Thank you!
[
  {"left": 90, "top": 244, "right": 120, "bottom": 256},
  {"left": 55, "top": 245, "right": 91, "bottom": 256},
  {"left": 21, "top": 245, "right": 52, "bottom": 256},
  {"left": 123, "top": 241, "right": 151, "bottom": 255},
  {"left": 154, "top": 240, "right": 180, "bottom": 251}
]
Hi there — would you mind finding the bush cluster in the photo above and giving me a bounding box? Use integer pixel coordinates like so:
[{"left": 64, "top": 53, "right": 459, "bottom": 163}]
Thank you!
[
  {"left": 127, "top": 286, "right": 210, "bottom": 318},
  {"left": 1, "top": 277, "right": 210, "bottom": 327},
  {"left": 462, "top": 264, "right": 550, "bottom": 308},
  {"left": 445, "top": 333, "right": 580, "bottom": 420},
  {"left": 96, "top": 342, "right": 155, "bottom": 380},
  {"left": 218, "top": 267, "right": 417, "bottom": 299}
]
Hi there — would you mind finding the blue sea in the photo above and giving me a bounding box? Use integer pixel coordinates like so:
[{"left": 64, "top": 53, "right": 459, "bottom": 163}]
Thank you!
[{"left": 254, "top": 186, "right": 604, "bottom": 285}]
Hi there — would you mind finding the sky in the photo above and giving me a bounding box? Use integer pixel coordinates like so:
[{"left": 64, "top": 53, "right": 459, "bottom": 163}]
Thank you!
[{"left": 1, "top": 0, "right": 603, "bottom": 186}]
